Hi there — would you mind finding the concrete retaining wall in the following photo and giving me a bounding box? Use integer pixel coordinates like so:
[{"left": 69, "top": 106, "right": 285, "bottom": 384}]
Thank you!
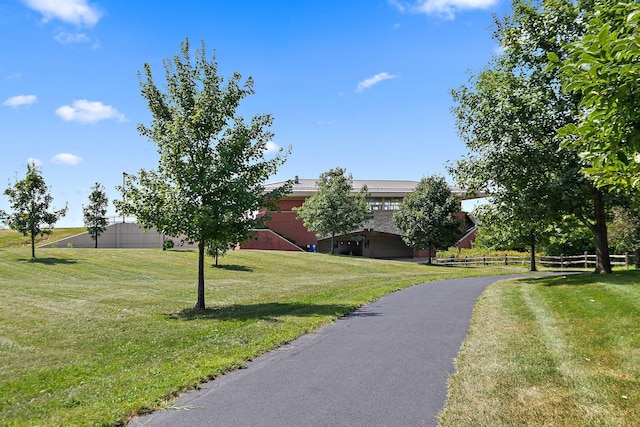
[{"left": 39, "top": 223, "right": 197, "bottom": 249}]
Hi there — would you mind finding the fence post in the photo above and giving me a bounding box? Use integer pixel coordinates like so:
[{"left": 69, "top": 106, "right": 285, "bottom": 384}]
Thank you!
[
  {"left": 505, "top": 254, "right": 508, "bottom": 266},
  {"left": 584, "top": 251, "right": 588, "bottom": 269},
  {"left": 483, "top": 255, "right": 486, "bottom": 266},
  {"left": 625, "top": 252, "right": 629, "bottom": 270},
  {"left": 561, "top": 254, "right": 564, "bottom": 268},
  {"left": 465, "top": 256, "right": 468, "bottom": 266}
]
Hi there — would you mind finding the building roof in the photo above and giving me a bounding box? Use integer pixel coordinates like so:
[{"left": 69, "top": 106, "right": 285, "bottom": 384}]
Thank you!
[{"left": 265, "top": 177, "right": 472, "bottom": 199}]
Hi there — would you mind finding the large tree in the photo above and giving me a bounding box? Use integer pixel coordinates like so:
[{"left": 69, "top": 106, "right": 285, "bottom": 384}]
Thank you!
[
  {"left": 116, "top": 39, "right": 290, "bottom": 309},
  {"left": 2, "top": 163, "right": 67, "bottom": 258},
  {"left": 393, "top": 176, "right": 461, "bottom": 264},
  {"left": 450, "top": 0, "right": 614, "bottom": 273},
  {"left": 559, "top": 1, "right": 640, "bottom": 190},
  {"left": 293, "top": 167, "right": 369, "bottom": 254},
  {"left": 83, "top": 182, "right": 109, "bottom": 248}
]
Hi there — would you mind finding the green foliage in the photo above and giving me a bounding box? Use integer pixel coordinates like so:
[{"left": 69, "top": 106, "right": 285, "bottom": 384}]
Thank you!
[
  {"left": 542, "top": 216, "right": 595, "bottom": 256},
  {"left": 2, "top": 163, "right": 67, "bottom": 258},
  {"left": 474, "top": 205, "right": 595, "bottom": 257},
  {"left": 473, "top": 203, "right": 533, "bottom": 253},
  {"left": 206, "top": 240, "right": 234, "bottom": 266},
  {"left": 115, "top": 38, "right": 290, "bottom": 308},
  {"left": 162, "top": 238, "right": 175, "bottom": 250},
  {"left": 608, "top": 200, "right": 640, "bottom": 267},
  {"left": 559, "top": 1, "right": 640, "bottom": 189},
  {"left": 82, "top": 182, "right": 109, "bottom": 248},
  {"left": 450, "top": 0, "right": 614, "bottom": 273},
  {"left": 436, "top": 247, "right": 529, "bottom": 259},
  {"left": 393, "top": 176, "right": 461, "bottom": 263},
  {"left": 293, "top": 167, "right": 369, "bottom": 254}
]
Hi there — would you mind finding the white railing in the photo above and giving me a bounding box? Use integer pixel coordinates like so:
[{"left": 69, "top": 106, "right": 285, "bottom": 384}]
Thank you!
[{"left": 107, "top": 215, "right": 137, "bottom": 224}]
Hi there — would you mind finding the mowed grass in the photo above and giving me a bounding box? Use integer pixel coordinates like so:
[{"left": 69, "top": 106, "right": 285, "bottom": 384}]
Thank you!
[
  {"left": 440, "top": 271, "right": 640, "bottom": 426},
  {"left": 0, "top": 247, "right": 512, "bottom": 426}
]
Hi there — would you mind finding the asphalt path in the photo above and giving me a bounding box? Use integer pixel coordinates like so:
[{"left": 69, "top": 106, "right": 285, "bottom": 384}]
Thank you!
[{"left": 130, "top": 275, "right": 521, "bottom": 427}]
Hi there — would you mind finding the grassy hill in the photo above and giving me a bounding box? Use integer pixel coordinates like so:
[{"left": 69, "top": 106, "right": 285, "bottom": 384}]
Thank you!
[{"left": 0, "top": 228, "right": 85, "bottom": 248}]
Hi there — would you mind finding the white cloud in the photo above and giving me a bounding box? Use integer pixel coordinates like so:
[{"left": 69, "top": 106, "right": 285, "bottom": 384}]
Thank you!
[
  {"left": 54, "top": 29, "right": 90, "bottom": 44},
  {"left": 265, "top": 141, "right": 280, "bottom": 154},
  {"left": 27, "top": 157, "right": 43, "bottom": 167},
  {"left": 356, "top": 72, "right": 398, "bottom": 93},
  {"left": 4, "top": 94, "right": 37, "bottom": 107},
  {"left": 23, "top": 0, "right": 102, "bottom": 27},
  {"left": 389, "top": 0, "right": 498, "bottom": 19},
  {"left": 56, "top": 100, "right": 126, "bottom": 123},
  {"left": 51, "top": 153, "right": 83, "bottom": 165}
]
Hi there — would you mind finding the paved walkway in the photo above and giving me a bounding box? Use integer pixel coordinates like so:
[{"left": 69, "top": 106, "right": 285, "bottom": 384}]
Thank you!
[{"left": 130, "top": 275, "right": 519, "bottom": 427}]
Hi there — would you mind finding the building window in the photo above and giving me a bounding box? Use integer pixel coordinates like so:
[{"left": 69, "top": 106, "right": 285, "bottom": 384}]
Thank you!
[
  {"left": 382, "top": 198, "right": 402, "bottom": 211},
  {"left": 367, "top": 197, "right": 403, "bottom": 214}
]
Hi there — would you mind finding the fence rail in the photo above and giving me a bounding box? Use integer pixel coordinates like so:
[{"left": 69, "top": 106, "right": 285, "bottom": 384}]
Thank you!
[{"left": 434, "top": 252, "right": 636, "bottom": 269}]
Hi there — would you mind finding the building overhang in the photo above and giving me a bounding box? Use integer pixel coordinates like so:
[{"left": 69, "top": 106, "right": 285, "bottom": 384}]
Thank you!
[{"left": 265, "top": 178, "right": 484, "bottom": 200}]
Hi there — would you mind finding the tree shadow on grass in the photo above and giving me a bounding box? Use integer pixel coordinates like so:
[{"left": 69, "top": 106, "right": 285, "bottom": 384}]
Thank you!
[
  {"left": 17, "top": 257, "right": 78, "bottom": 265},
  {"left": 211, "top": 264, "right": 252, "bottom": 272},
  {"left": 521, "top": 271, "right": 639, "bottom": 287},
  {"left": 166, "top": 302, "right": 375, "bottom": 322}
]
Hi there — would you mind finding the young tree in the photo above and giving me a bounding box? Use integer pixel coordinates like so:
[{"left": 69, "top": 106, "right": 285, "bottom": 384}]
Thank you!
[
  {"left": 2, "top": 163, "right": 67, "bottom": 258},
  {"left": 608, "top": 201, "right": 640, "bottom": 269},
  {"left": 472, "top": 202, "right": 547, "bottom": 271},
  {"left": 83, "top": 182, "right": 109, "bottom": 248},
  {"left": 450, "top": 0, "right": 614, "bottom": 273},
  {"left": 559, "top": 1, "right": 640, "bottom": 190},
  {"left": 293, "top": 167, "right": 369, "bottom": 254},
  {"left": 393, "top": 176, "right": 462, "bottom": 264},
  {"left": 206, "top": 240, "right": 233, "bottom": 267},
  {"left": 115, "top": 38, "right": 290, "bottom": 309}
]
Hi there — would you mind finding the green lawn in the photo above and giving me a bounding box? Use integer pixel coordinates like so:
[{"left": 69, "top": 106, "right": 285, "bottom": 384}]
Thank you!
[
  {"left": 440, "top": 271, "right": 640, "bottom": 426},
  {"left": 0, "top": 247, "right": 512, "bottom": 426},
  {"left": 0, "top": 228, "right": 85, "bottom": 249}
]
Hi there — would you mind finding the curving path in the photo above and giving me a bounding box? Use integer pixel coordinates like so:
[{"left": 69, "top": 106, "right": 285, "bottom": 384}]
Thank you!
[{"left": 130, "top": 275, "right": 522, "bottom": 427}]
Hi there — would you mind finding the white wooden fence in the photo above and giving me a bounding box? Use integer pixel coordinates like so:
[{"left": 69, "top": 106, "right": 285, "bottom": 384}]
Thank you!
[{"left": 434, "top": 252, "right": 636, "bottom": 269}]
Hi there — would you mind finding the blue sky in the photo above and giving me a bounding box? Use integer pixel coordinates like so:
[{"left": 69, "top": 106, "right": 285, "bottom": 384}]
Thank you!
[{"left": 1, "top": 0, "right": 506, "bottom": 227}]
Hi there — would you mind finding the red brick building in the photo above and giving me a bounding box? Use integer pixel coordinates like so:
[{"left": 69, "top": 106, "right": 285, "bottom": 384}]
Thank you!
[{"left": 242, "top": 177, "right": 477, "bottom": 258}]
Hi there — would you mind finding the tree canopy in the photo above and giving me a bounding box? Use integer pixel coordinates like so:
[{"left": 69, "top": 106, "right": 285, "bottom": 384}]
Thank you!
[
  {"left": 393, "top": 176, "right": 461, "bottom": 264},
  {"left": 450, "top": 0, "right": 614, "bottom": 273},
  {"left": 2, "top": 163, "right": 67, "bottom": 258},
  {"left": 293, "top": 167, "right": 369, "bottom": 254},
  {"left": 559, "top": 1, "right": 640, "bottom": 190},
  {"left": 116, "top": 38, "right": 290, "bottom": 309},
  {"left": 83, "top": 182, "right": 109, "bottom": 248}
]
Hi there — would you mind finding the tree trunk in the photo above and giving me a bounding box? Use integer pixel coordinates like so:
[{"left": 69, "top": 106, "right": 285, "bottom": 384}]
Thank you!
[
  {"left": 95, "top": 234, "right": 98, "bottom": 249},
  {"left": 635, "top": 248, "right": 640, "bottom": 269},
  {"left": 427, "top": 245, "right": 432, "bottom": 265},
  {"left": 330, "top": 234, "right": 335, "bottom": 254},
  {"left": 31, "top": 233, "right": 35, "bottom": 258},
  {"left": 592, "top": 187, "right": 612, "bottom": 274},
  {"left": 529, "top": 229, "right": 537, "bottom": 272},
  {"left": 195, "top": 241, "right": 206, "bottom": 309}
]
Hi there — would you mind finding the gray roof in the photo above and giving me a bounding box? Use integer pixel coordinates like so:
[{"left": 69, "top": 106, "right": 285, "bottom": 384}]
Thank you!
[{"left": 265, "top": 178, "right": 470, "bottom": 199}]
